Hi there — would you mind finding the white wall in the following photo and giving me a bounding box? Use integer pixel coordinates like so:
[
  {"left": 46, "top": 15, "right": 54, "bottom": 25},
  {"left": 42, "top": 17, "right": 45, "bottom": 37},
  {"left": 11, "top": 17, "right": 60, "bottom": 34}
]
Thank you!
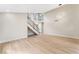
[
  {"left": 44, "top": 4, "right": 79, "bottom": 39},
  {"left": 0, "top": 13, "right": 27, "bottom": 43}
]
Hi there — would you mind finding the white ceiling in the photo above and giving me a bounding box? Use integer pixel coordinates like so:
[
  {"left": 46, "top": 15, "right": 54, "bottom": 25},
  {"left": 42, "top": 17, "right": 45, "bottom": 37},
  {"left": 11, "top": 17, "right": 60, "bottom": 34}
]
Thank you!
[{"left": 0, "top": 4, "right": 59, "bottom": 13}]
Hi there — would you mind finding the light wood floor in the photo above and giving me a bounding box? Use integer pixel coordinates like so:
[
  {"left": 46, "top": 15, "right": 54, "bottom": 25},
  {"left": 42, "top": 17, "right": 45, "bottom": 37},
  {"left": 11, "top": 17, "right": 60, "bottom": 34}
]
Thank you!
[{"left": 0, "top": 35, "right": 79, "bottom": 54}]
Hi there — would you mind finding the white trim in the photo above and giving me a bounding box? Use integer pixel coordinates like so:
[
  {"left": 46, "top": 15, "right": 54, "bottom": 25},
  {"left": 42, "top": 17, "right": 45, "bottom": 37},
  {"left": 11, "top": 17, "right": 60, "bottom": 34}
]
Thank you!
[
  {"left": 0, "top": 35, "right": 27, "bottom": 43},
  {"left": 44, "top": 33, "right": 79, "bottom": 39}
]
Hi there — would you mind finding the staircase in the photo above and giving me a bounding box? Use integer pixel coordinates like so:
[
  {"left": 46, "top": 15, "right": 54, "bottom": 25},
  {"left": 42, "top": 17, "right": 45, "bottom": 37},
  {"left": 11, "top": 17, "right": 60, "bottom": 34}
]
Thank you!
[{"left": 27, "top": 19, "right": 40, "bottom": 37}]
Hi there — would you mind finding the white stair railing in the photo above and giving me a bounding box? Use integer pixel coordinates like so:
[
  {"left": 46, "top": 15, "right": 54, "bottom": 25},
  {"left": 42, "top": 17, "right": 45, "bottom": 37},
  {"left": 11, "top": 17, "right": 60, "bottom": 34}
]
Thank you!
[{"left": 28, "top": 19, "right": 40, "bottom": 34}]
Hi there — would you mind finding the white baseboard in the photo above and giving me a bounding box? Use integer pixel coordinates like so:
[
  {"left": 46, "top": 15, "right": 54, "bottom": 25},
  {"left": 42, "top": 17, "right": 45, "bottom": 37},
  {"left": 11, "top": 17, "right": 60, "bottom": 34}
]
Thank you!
[
  {"left": 0, "top": 35, "right": 27, "bottom": 43},
  {"left": 44, "top": 33, "right": 79, "bottom": 39}
]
